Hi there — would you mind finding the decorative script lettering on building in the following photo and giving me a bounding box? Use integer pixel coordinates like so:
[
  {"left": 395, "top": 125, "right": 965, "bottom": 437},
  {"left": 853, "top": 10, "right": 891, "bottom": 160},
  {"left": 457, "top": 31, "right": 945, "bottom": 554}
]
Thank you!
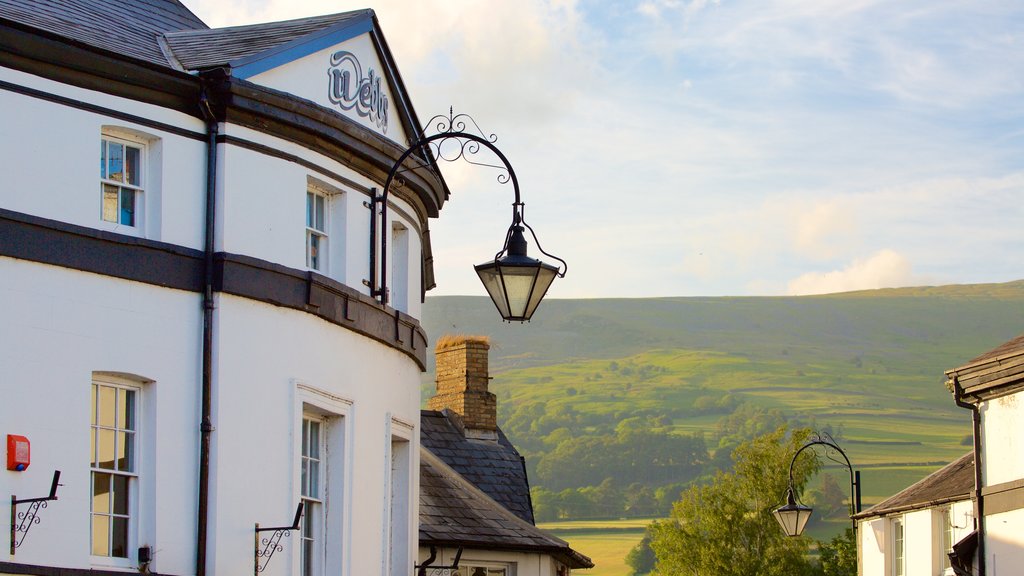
[{"left": 327, "top": 51, "right": 389, "bottom": 133}]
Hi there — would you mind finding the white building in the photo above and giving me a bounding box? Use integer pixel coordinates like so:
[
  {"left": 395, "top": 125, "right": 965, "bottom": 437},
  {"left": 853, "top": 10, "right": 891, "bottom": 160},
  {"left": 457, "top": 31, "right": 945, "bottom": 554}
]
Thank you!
[
  {"left": 855, "top": 453, "right": 974, "bottom": 576},
  {"left": 857, "top": 333, "right": 1024, "bottom": 576},
  {"left": 945, "top": 334, "right": 1024, "bottom": 576},
  {"left": 1, "top": 2, "right": 450, "bottom": 575}
]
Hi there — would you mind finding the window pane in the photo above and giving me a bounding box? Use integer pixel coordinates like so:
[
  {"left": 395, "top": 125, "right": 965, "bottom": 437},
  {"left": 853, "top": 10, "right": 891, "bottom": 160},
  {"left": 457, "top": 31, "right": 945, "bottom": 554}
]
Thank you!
[
  {"left": 100, "top": 140, "right": 107, "bottom": 179},
  {"left": 308, "top": 421, "right": 320, "bottom": 459},
  {"left": 125, "top": 145, "right": 140, "bottom": 186},
  {"left": 116, "top": 431, "right": 133, "bottom": 471},
  {"left": 120, "top": 188, "right": 135, "bottom": 226},
  {"left": 93, "top": 472, "right": 111, "bottom": 514},
  {"left": 309, "top": 234, "right": 320, "bottom": 270},
  {"left": 102, "top": 184, "right": 119, "bottom": 223},
  {"left": 91, "top": 514, "right": 109, "bottom": 556},
  {"left": 108, "top": 142, "right": 124, "bottom": 182},
  {"left": 112, "top": 474, "right": 130, "bottom": 515},
  {"left": 120, "top": 389, "right": 136, "bottom": 431},
  {"left": 307, "top": 192, "right": 315, "bottom": 228},
  {"left": 301, "top": 460, "right": 309, "bottom": 497},
  {"left": 91, "top": 429, "right": 97, "bottom": 467},
  {"left": 97, "top": 385, "right": 115, "bottom": 427},
  {"left": 309, "top": 460, "right": 319, "bottom": 498},
  {"left": 97, "top": 428, "right": 115, "bottom": 469},
  {"left": 315, "top": 195, "right": 325, "bottom": 231},
  {"left": 111, "top": 517, "right": 128, "bottom": 558}
]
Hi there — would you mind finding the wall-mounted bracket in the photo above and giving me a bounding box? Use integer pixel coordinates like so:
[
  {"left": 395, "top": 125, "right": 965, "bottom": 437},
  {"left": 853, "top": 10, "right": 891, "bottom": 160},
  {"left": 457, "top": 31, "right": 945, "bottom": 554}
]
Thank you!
[
  {"left": 9, "top": 470, "right": 61, "bottom": 555},
  {"left": 254, "top": 502, "right": 303, "bottom": 575},
  {"left": 415, "top": 546, "right": 463, "bottom": 576}
]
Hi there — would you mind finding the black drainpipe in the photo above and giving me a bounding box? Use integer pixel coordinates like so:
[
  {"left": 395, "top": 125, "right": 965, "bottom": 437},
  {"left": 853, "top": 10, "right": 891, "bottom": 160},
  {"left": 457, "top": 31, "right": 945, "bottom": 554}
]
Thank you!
[
  {"left": 196, "top": 87, "right": 219, "bottom": 576},
  {"left": 952, "top": 375, "right": 985, "bottom": 576}
]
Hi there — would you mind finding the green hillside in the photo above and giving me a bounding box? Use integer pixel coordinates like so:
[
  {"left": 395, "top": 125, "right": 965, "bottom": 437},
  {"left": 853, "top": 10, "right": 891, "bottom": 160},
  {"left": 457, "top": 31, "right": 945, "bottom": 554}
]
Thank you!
[{"left": 421, "top": 281, "right": 1024, "bottom": 521}]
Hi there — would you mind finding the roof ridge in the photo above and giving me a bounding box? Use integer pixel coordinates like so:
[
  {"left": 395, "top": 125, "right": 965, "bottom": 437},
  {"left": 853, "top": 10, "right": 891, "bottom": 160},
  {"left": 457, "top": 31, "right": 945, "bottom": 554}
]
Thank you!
[{"left": 164, "top": 8, "right": 371, "bottom": 38}]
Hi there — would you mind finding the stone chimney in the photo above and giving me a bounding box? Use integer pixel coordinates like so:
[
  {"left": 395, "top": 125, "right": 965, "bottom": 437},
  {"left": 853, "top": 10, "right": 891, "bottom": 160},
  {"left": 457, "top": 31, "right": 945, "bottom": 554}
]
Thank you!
[{"left": 428, "top": 335, "right": 497, "bottom": 438}]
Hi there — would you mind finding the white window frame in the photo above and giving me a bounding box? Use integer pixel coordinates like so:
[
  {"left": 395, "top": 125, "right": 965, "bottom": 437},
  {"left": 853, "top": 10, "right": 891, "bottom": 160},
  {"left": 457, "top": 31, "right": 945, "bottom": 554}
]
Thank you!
[
  {"left": 940, "top": 506, "right": 954, "bottom": 574},
  {"left": 385, "top": 417, "right": 415, "bottom": 576},
  {"left": 892, "top": 516, "right": 905, "bottom": 576},
  {"left": 389, "top": 221, "right": 409, "bottom": 312},
  {"left": 100, "top": 134, "right": 146, "bottom": 234},
  {"left": 306, "top": 189, "right": 329, "bottom": 272},
  {"left": 294, "top": 382, "right": 352, "bottom": 576},
  {"left": 89, "top": 374, "right": 142, "bottom": 568},
  {"left": 300, "top": 416, "right": 325, "bottom": 576}
]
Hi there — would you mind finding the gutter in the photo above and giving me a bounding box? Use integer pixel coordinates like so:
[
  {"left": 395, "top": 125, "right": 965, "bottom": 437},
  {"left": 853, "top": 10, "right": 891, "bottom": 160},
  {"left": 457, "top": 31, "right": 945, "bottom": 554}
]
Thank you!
[
  {"left": 196, "top": 85, "right": 220, "bottom": 576},
  {"left": 950, "top": 375, "right": 985, "bottom": 576}
]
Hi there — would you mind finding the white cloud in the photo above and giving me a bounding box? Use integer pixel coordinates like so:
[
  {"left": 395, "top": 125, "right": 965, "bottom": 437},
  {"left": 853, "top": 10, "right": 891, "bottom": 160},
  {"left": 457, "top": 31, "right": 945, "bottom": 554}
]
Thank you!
[
  {"left": 786, "top": 249, "right": 918, "bottom": 295},
  {"left": 792, "top": 199, "right": 859, "bottom": 260}
]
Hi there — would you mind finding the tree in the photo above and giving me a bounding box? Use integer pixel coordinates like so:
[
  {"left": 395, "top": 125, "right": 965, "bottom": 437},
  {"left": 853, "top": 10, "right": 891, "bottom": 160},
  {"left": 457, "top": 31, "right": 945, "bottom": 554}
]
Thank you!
[
  {"left": 625, "top": 532, "right": 656, "bottom": 575},
  {"left": 648, "top": 426, "right": 820, "bottom": 576},
  {"left": 818, "top": 528, "right": 857, "bottom": 576}
]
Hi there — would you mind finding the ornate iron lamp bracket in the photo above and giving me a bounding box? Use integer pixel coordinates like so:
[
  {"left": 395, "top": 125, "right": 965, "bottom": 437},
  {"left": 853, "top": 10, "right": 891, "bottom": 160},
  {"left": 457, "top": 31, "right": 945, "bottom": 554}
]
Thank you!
[
  {"left": 254, "top": 502, "right": 303, "bottom": 575},
  {"left": 415, "top": 545, "right": 463, "bottom": 576},
  {"left": 9, "top": 470, "right": 61, "bottom": 555},
  {"left": 784, "top": 432, "right": 862, "bottom": 531},
  {"left": 369, "top": 107, "right": 566, "bottom": 306}
]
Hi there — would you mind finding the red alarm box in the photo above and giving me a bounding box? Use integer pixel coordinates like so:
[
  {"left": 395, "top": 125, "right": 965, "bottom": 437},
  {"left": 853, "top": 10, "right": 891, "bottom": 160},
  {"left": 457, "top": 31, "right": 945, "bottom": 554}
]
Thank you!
[{"left": 7, "top": 435, "right": 30, "bottom": 471}]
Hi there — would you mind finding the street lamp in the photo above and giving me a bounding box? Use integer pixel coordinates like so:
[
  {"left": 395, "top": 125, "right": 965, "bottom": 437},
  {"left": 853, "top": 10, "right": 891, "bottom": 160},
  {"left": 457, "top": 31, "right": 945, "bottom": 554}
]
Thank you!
[
  {"left": 774, "top": 432, "right": 861, "bottom": 537},
  {"left": 371, "top": 108, "right": 566, "bottom": 322}
]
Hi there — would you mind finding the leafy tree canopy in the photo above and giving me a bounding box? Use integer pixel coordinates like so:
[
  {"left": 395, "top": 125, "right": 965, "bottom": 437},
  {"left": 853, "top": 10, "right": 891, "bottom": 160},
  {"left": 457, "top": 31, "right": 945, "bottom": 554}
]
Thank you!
[{"left": 649, "top": 426, "right": 820, "bottom": 576}]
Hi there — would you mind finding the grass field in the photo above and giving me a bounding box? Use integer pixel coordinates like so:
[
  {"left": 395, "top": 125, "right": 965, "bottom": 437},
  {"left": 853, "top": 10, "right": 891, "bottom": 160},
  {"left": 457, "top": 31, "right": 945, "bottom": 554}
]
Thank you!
[{"left": 539, "top": 519, "right": 651, "bottom": 576}]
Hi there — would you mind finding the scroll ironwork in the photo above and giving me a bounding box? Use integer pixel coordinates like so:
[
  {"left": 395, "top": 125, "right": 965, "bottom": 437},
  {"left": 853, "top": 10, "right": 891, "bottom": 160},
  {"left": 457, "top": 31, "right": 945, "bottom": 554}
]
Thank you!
[{"left": 9, "top": 470, "right": 61, "bottom": 555}]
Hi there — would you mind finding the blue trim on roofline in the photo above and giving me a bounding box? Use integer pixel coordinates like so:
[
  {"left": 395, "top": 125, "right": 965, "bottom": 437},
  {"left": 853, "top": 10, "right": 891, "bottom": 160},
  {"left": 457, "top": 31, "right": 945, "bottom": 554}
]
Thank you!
[{"left": 231, "top": 14, "right": 375, "bottom": 80}]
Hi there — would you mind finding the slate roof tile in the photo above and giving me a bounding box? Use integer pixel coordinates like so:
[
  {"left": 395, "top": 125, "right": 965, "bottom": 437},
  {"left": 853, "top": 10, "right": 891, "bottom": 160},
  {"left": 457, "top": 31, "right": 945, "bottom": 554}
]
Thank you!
[
  {"left": 421, "top": 410, "right": 535, "bottom": 524},
  {"left": 163, "top": 9, "right": 370, "bottom": 71},
  {"left": 855, "top": 452, "right": 974, "bottom": 518},
  {"left": 0, "top": 0, "right": 206, "bottom": 67}
]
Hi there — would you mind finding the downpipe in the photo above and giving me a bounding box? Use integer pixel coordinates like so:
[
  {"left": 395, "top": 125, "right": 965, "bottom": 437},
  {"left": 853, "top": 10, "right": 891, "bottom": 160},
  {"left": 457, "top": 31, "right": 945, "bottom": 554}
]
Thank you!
[{"left": 951, "top": 375, "right": 985, "bottom": 576}]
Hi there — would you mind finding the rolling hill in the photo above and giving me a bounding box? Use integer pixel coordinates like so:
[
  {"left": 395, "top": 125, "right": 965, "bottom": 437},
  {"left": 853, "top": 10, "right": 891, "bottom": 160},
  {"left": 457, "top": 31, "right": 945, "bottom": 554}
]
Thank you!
[{"left": 421, "top": 281, "right": 1024, "bottom": 515}]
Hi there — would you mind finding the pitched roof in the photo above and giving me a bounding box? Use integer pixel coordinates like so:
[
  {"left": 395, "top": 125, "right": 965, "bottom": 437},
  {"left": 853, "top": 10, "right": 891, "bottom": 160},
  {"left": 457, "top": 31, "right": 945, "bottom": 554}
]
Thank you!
[
  {"left": 0, "top": 0, "right": 207, "bottom": 67},
  {"left": 947, "top": 333, "right": 1024, "bottom": 399},
  {"left": 855, "top": 452, "right": 974, "bottom": 519},
  {"left": 419, "top": 448, "right": 593, "bottom": 570},
  {"left": 164, "top": 10, "right": 372, "bottom": 74},
  {"left": 420, "top": 410, "right": 535, "bottom": 524}
]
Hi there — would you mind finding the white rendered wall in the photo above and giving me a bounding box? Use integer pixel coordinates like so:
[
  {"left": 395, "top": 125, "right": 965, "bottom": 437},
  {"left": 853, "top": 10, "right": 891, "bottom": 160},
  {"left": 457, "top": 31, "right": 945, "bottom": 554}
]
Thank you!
[
  {"left": 859, "top": 517, "right": 886, "bottom": 576},
  {"left": 249, "top": 34, "right": 409, "bottom": 145},
  {"left": 216, "top": 123, "right": 423, "bottom": 317},
  {"left": 987, "top": 508, "right": 1024, "bottom": 575},
  {"left": 857, "top": 500, "right": 973, "bottom": 576},
  {"left": 208, "top": 294, "right": 422, "bottom": 576},
  {"left": 0, "top": 257, "right": 202, "bottom": 575},
  {"left": 0, "top": 66, "right": 208, "bottom": 249},
  {"left": 981, "top": 390, "right": 1024, "bottom": 486}
]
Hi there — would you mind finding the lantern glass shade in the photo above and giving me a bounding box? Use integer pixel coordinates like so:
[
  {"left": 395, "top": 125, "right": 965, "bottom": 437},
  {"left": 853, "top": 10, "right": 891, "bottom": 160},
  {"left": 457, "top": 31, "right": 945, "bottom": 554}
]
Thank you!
[
  {"left": 475, "top": 256, "right": 559, "bottom": 322},
  {"left": 773, "top": 488, "right": 813, "bottom": 537}
]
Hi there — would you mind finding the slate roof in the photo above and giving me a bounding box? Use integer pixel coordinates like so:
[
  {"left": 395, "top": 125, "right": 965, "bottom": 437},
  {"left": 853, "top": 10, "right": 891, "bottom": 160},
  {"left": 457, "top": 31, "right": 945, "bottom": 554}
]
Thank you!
[
  {"left": 420, "top": 410, "right": 535, "bottom": 524},
  {"left": 420, "top": 448, "right": 593, "bottom": 570},
  {"left": 164, "top": 10, "right": 370, "bottom": 71},
  {"left": 0, "top": 0, "right": 207, "bottom": 67},
  {"left": 947, "top": 332, "right": 1024, "bottom": 398},
  {"left": 854, "top": 452, "right": 974, "bottom": 519}
]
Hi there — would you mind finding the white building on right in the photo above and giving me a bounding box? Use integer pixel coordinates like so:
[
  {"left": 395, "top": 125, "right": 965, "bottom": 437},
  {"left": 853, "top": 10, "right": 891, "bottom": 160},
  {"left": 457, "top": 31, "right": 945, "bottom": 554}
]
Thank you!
[
  {"left": 944, "top": 333, "right": 1024, "bottom": 576},
  {"left": 858, "top": 333, "right": 1024, "bottom": 576}
]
